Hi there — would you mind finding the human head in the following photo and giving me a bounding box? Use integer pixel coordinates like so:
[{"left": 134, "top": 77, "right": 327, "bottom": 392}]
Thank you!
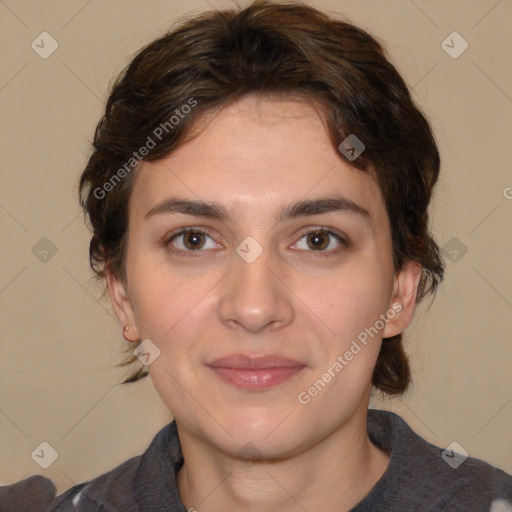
[{"left": 79, "top": 0, "right": 445, "bottom": 399}]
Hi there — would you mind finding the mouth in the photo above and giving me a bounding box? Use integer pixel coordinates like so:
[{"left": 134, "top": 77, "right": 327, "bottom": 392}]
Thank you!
[{"left": 205, "top": 354, "right": 306, "bottom": 390}]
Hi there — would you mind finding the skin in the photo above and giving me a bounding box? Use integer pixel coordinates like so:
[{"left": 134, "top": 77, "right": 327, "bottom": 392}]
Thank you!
[{"left": 108, "top": 94, "right": 422, "bottom": 511}]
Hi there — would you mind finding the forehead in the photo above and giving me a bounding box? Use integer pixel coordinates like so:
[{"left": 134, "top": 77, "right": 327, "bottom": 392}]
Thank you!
[{"left": 130, "top": 95, "right": 386, "bottom": 230}]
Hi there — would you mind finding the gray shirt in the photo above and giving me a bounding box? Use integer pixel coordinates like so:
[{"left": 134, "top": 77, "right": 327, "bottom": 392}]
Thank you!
[{"left": 1, "top": 409, "right": 511, "bottom": 511}]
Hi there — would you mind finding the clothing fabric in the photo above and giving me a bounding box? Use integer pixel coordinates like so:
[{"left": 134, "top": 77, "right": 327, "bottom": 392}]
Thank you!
[{"left": 1, "top": 409, "right": 510, "bottom": 511}]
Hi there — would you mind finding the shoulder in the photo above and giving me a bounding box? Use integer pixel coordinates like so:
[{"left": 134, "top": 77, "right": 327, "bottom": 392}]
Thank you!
[
  {"left": 0, "top": 454, "right": 143, "bottom": 512},
  {"left": 47, "top": 453, "right": 143, "bottom": 511},
  {"left": 0, "top": 474, "right": 57, "bottom": 512},
  {"left": 365, "top": 409, "right": 512, "bottom": 511},
  {"left": 48, "top": 420, "right": 178, "bottom": 511},
  {"left": 0, "top": 421, "right": 176, "bottom": 512}
]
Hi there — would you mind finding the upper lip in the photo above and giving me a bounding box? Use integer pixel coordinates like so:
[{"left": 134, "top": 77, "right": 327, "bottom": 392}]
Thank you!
[{"left": 206, "top": 354, "right": 306, "bottom": 369}]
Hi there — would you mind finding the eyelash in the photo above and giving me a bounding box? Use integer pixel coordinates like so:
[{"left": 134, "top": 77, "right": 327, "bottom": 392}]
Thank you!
[{"left": 162, "top": 226, "right": 350, "bottom": 259}]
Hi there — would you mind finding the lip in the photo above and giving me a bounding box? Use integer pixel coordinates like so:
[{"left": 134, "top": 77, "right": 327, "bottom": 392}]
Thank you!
[
  {"left": 206, "top": 354, "right": 306, "bottom": 390},
  {"left": 207, "top": 354, "right": 305, "bottom": 369}
]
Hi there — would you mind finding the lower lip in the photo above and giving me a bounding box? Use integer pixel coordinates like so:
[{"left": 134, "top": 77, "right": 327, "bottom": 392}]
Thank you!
[{"left": 207, "top": 366, "right": 305, "bottom": 390}]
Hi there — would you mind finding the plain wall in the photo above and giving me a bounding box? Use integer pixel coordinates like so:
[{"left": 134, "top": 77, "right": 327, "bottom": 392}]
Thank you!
[{"left": 1, "top": 0, "right": 511, "bottom": 494}]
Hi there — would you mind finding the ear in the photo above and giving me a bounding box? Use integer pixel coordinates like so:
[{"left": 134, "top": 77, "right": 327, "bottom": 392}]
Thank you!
[
  {"left": 382, "top": 261, "right": 422, "bottom": 338},
  {"left": 106, "top": 268, "right": 140, "bottom": 342}
]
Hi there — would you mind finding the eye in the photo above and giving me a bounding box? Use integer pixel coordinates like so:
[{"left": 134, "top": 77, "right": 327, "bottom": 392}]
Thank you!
[
  {"left": 292, "top": 228, "right": 349, "bottom": 257},
  {"left": 165, "top": 227, "right": 219, "bottom": 257}
]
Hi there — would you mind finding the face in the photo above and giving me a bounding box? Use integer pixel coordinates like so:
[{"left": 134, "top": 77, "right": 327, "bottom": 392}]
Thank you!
[{"left": 109, "top": 94, "right": 421, "bottom": 460}]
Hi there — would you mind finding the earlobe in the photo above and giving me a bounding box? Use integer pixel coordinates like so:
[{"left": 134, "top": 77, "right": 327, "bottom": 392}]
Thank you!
[
  {"left": 382, "top": 261, "right": 422, "bottom": 339},
  {"left": 106, "top": 269, "right": 140, "bottom": 342}
]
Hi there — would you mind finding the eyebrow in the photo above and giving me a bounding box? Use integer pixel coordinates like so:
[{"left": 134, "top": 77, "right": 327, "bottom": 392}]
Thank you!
[{"left": 145, "top": 195, "right": 373, "bottom": 228}]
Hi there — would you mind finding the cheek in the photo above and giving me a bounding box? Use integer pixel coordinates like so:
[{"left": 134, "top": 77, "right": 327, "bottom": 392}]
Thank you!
[
  {"left": 303, "top": 280, "right": 385, "bottom": 393},
  {"left": 128, "top": 262, "right": 216, "bottom": 367},
  {"left": 129, "top": 280, "right": 173, "bottom": 338},
  {"left": 310, "top": 277, "right": 389, "bottom": 393},
  {"left": 317, "top": 267, "right": 389, "bottom": 337},
  {"left": 125, "top": 245, "right": 181, "bottom": 333}
]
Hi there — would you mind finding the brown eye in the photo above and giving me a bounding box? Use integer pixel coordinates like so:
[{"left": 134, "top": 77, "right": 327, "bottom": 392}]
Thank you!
[
  {"left": 293, "top": 228, "right": 349, "bottom": 257},
  {"left": 306, "top": 231, "right": 330, "bottom": 250},
  {"left": 165, "top": 227, "right": 219, "bottom": 257},
  {"left": 181, "top": 231, "right": 206, "bottom": 250}
]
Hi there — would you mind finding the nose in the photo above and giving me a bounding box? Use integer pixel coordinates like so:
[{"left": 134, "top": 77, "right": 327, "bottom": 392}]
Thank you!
[{"left": 217, "top": 242, "right": 294, "bottom": 334}]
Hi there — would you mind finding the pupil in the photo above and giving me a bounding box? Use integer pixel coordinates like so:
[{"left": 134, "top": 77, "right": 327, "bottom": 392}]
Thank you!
[
  {"left": 186, "top": 233, "right": 203, "bottom": 249},
  {"left": 309, "top": 232, "right": 327, "bottom": 250}
]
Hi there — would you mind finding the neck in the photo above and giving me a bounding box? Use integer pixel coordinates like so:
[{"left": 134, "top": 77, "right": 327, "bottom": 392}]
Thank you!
[{"left": 176, "top": 408, "right": 389, "bottom": 512}]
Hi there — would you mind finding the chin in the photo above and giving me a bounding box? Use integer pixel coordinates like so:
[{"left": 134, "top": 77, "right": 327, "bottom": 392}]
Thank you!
[
  {"left": 222, "top": 429, "right": 304, "bottom": 462},
  {"left": 210, "top": 408, "right": 307, "bottom": 457}
]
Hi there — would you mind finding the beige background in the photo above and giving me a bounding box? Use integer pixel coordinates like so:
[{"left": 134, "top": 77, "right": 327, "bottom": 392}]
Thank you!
[{"left": 1, "top": 0, "right": 511, "bottom": 495}]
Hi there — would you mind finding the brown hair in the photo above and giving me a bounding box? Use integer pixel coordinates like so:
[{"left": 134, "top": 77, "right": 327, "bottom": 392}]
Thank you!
[{"left": 78, "top": 0, "right": 445, "bottom": 395}]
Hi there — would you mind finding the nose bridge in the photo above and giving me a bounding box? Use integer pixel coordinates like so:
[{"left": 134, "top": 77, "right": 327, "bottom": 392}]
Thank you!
[
  {"left": 236, "top": 239, "right": 275, "bottom": 290},
  {"left": 218, "top": 237, "right": 293, "bottom": 332}
]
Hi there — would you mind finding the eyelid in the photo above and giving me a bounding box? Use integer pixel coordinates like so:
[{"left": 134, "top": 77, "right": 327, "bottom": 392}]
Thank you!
[{"left": 295, "top": 225, "right": 348, "bottom": 244}]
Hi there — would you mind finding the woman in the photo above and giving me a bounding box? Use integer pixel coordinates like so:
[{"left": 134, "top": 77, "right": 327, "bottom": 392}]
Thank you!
[{"left": 2, "top": 1, "right": 510, "bottom": 510}]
